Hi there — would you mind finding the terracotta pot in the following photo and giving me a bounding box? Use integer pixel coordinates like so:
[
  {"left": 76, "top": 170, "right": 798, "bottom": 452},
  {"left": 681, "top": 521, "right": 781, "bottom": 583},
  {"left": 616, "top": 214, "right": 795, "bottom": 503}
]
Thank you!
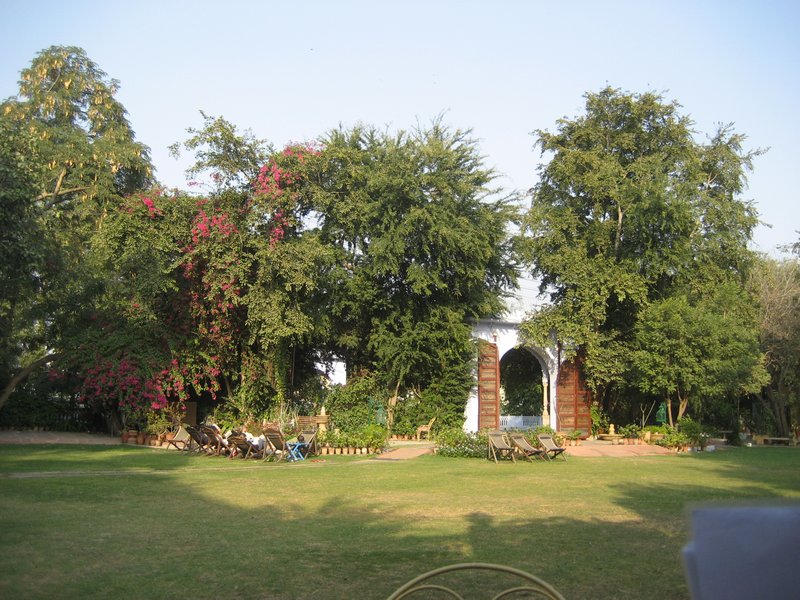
[
  {"left": 136, "top": 432, "right": 146, "bottom": 445},
  {"left": 121, "top": 431, "right": 130, "bottom": 443}
]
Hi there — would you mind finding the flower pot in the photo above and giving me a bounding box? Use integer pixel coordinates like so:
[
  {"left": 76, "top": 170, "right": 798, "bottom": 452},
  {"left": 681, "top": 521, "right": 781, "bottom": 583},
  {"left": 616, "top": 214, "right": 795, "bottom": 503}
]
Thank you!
[
  {"left": 136, "top": 432, "right": 146, "bottom": 445},
  {"left": 121, "top": 431, "right": 130, "bottom": 443}
]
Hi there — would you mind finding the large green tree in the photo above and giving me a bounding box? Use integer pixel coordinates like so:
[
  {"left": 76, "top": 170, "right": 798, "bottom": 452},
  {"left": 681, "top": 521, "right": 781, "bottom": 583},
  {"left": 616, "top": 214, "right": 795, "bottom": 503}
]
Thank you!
[
  {"left": 752, "top": 254, "right": 800, "bottom": 436},
  {"left": 520, "top": 87, "right": 765, "bottom": 421},
  {"left": 0, "top": 46, "right": 153, "bottom": 412},
  {"left": 309, "top": 123, "right": 518, "bottom": 427}
]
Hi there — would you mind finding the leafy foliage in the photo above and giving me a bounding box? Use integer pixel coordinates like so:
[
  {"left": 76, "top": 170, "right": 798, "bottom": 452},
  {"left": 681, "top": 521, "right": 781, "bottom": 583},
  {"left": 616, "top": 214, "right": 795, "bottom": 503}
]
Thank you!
[
  {"left": 519, "top": 87, "right": 766, "bottom": 424},
  {"left": 751, "top": 255, "right": 800, "bottom": 435},
  {"left": 434, "top": 427, "right": 488, "bottom": 458}
]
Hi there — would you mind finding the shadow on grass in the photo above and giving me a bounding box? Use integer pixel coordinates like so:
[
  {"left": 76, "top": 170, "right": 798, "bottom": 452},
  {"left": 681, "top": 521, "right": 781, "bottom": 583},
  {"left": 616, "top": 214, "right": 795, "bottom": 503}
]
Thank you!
[{"left": 2, "top": 448, "right": 798, "bottom": 599}]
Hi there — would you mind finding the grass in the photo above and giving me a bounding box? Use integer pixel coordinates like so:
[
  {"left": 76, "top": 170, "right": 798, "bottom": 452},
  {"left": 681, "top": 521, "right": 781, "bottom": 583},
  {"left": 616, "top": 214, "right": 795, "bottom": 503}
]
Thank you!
[{"left": 0, "top": 445, "right": 798, "bottom": 599}]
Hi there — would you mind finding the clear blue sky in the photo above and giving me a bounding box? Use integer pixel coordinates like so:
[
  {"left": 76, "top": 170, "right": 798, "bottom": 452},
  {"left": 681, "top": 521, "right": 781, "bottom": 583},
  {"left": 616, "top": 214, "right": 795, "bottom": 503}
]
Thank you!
[{"left": 2, "top": 0, "right": 798, "bottom": 255}]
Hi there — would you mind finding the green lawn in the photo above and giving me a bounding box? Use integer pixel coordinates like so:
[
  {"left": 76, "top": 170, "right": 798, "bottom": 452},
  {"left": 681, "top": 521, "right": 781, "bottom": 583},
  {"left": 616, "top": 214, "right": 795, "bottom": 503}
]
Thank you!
[{"left": 1, "top": 446, "right": 798, "bottom": 599}]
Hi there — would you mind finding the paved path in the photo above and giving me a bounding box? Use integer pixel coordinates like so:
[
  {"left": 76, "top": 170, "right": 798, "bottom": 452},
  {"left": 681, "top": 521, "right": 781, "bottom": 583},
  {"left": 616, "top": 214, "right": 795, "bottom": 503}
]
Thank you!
[
  {"left": 565, "top": 438, "right": 673, "bottom": 457},
  {"left": 373, "top": 440, "right": 435, "bottom": 460},
  {"left": 0, "top": 430, "right": 121, "bottom": 445}
]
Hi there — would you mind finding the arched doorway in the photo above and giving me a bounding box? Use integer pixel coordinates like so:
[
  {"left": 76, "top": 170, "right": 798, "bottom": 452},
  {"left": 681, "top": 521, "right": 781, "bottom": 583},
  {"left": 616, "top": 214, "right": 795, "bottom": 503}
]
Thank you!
[
  {"left": 499, "top": 347, "right": 546, "bottom": 430},
  {"left": 468, "top": 318, "right": 560, "bottom": 432}
]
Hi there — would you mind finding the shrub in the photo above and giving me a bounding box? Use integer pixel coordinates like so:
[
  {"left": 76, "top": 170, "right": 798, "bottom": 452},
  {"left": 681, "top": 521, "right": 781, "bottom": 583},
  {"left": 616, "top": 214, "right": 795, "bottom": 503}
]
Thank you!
[
  {"left": 590, "top": 403, "right": 609, "bottom": 436},
  {"left": 325, "top": 375, "right": 386, "bottom": 432},
  {"left": 657, "top": 429, "right": 689, "bottom": 449},
  {"left": 435, "top": 427, "right": 488, "bottom": 458},
  {"left": 619, "top": 424, "right": 641, "bottom": 439}
]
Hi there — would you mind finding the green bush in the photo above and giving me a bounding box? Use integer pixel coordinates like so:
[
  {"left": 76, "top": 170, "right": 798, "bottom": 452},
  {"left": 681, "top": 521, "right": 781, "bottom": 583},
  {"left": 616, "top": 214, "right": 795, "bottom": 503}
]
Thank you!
[
  {"left": 657, "top": 429, "right": 689, "bottom": 448},
  {"left": 0, "top": 375, "right": 95, "bottom": 432},
  {"left": 435, "top": 427, "right": 488, "bottom": 458},
  {"left": 325, "top": 375, "right": 386, "bottom": 432},
  {"left": 619, "top": 424, "right": 641, "bottom": 439},
  {"left": 392, "top": 394, "right": 429, "bottom": 437},
  {"left": 590, "top": 403, "right": 609, "bottom": 436}
]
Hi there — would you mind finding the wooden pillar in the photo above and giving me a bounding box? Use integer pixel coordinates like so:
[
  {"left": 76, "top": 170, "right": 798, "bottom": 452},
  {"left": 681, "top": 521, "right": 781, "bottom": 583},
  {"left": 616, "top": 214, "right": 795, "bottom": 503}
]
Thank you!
[{"left": 477, "top": 341, "right": 500, "bottom": 430}]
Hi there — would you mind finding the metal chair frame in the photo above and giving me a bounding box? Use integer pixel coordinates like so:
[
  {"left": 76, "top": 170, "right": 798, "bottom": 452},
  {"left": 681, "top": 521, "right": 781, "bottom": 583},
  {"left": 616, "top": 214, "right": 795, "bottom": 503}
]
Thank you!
[{"left": 387, "top": 562, "right": 566, "bottom": 600}]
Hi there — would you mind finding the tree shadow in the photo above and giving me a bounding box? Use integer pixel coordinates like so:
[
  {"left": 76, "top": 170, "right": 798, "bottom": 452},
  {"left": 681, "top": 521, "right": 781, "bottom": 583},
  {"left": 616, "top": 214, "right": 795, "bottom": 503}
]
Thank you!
[{"left": 6, "top": 449, "right": 798, "bottom": 599}]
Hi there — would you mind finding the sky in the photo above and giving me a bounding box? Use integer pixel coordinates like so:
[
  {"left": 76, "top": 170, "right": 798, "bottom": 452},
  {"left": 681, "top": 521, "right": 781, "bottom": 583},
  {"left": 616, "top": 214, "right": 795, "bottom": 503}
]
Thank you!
[{"left": 2, "top": 0, "right": 798, "bottom": 258}]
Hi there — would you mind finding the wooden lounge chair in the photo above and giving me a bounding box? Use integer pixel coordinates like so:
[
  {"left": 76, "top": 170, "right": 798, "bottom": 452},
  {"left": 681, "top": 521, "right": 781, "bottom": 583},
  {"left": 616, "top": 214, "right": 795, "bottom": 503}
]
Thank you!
[
  {"left": 201, "top": 424, "right": 230, "bottom": 456},
  {"left": 164, "top": 426, "right": 191, "bottom": 451},
  {"left": 185, "top": 424, "right": 212, "bottom": 453},
  {"left": 487, "top": 430, "right": 516, "bottom": 463},
  {"left": 416, "top": 417, "right": 436, "bottom": 441},
  {"left": 226, "top": 432, "right": 266, "bottom": 459},
  {"left": 263, "top": 428, "right": 305, "bottom": 462},
  {"left": 509, "top": 433, "right": 544, "bottom": 462},
  {"left": 296, "top": 429, "right": 318, "bottom": 457},
  {"left": 537, "top": 434, "right": 567, "bottom": 461}
]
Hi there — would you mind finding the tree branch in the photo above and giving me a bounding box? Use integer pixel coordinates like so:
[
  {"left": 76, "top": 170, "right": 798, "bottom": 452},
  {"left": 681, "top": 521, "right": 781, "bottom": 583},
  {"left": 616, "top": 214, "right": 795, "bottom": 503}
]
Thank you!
[{"left": 0, "top": 353, "right": 62, "bottom": 411}]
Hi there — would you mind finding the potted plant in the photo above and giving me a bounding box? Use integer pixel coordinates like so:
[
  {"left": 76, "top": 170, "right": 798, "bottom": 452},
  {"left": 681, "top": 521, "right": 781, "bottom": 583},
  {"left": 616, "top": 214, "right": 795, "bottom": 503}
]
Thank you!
[
  {"left": 619, "top": 424, "right": 641, "bottom": 445},
  {"left": 678, "top": 417, "right": 709, "bottom": 451},
  {"left": 146, "top": 410, "right": 172, "bottom": 446},
  {"left": 363, "top": 424, "right": 387, "bottom": 454},
  {"left": 567, "top": 430, "right": 582, "bottom": 446}
]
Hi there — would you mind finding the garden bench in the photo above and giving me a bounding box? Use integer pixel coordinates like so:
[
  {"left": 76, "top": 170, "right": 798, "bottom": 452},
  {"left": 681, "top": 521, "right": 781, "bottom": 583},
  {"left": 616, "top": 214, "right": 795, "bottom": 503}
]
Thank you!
[{"left": 760, "top": 436, "right": 792, "bottom": 446}]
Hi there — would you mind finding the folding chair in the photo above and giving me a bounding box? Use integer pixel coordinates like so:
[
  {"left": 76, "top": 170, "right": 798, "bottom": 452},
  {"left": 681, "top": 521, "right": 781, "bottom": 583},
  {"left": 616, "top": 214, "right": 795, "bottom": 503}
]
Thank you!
[
  {"left": 487, "top": 430, "right": 516, "bottom": 463},
  {"left": 509, "top": 433, "right": 545, "bottom": 462},
  {"left": 185, "top": 425, "right": 212, "bottom": 453},
  {"left": 263, "top": 428, "right": 305, "bottom": 462},
  {"left": 164, "top": 425, "right": 191, "bottom": 451},
  {"left": 537, "top": 434, "right": 567, "bottom": 461}
]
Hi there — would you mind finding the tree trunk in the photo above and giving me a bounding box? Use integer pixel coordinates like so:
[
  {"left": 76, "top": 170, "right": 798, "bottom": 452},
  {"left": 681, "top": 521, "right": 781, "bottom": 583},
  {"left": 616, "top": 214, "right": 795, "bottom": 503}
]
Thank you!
[
  {"left": 0, "top": 353, "right": 61, "bottom": 411},
  {"left": 764, "top": 378, "right": 790, "bottom": 437},
  {"left": 615, "top": 204, "right": 624, "bottom": 261},
  {"left": 676, "top": 391, "right": 689, "bottom": 422},
  {"left": 386, "top": 380, "right": 402, "bottom": 432}
]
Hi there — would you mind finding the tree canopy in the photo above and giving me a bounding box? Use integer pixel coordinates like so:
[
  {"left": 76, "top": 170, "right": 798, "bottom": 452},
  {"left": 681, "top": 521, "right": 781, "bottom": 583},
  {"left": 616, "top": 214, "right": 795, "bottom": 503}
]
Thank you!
[
  {"left": 0, "top": 46, "right": 154, "bottom": 417},
  {"left": 2, "top": 49, "right": 787, "bottom": 437},
  {"left": 519, "top": 87, "right": 766, "bottom": 424}
]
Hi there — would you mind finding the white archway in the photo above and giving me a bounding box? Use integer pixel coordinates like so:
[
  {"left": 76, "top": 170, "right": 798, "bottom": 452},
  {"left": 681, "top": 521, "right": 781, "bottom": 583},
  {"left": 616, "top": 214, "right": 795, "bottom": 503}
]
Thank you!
[{"left": 467, "top": 318, "right": 560, "bottom": 432}]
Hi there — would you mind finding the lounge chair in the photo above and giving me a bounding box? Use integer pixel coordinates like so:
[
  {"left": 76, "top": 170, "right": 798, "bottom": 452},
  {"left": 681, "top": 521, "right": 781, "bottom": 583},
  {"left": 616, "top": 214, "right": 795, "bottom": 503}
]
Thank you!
[
  {"left": 226, "top": 432, "right": 267, "bottom": 459},
  {"left": 263, "top": 428, "right": 305, "bottom": 462},
  {"left": 487, "top": 430, "right": 516, "bottom": 463},
  {"left": 299, "top": 429, "right": 318, "bottom": 457},
  {"left": 537, "top": 434, "right": 567, "bottom": 461},
  {"left": 416, "top": 417, "right": 436, "bottom": 441},
  {"left": 509, "top": 433, "right": 544, "bottom": 462},
  {"left": 185, "top": 425, "right": 212, "bottom": 453},
  {"left": 164, "top": 426, "right": 191, "bottom": 451},
  {"left": 201, "top": 424, "right": 230, "bottom": 456}
]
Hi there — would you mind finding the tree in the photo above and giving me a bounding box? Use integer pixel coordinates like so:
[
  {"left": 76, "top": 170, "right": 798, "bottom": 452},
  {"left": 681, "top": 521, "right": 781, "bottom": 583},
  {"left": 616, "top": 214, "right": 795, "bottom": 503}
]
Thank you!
[
  {"left": 631, "top": 290, "right": 766, "bottom": 426},
  {"left": 309, "top": 122, "right": 518, "bottom": 428},
  {"left": 752, "top": 255, "right": 800, "bottom": 436},
  {"left": 168, "top": 111, "right": 272, "bottom": 195},
  {"left": 0, "top": 46, "right": 153, "bottom": 412},
  {"left": 520, "top": 87, "right": 764, "bottom": 419}
]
